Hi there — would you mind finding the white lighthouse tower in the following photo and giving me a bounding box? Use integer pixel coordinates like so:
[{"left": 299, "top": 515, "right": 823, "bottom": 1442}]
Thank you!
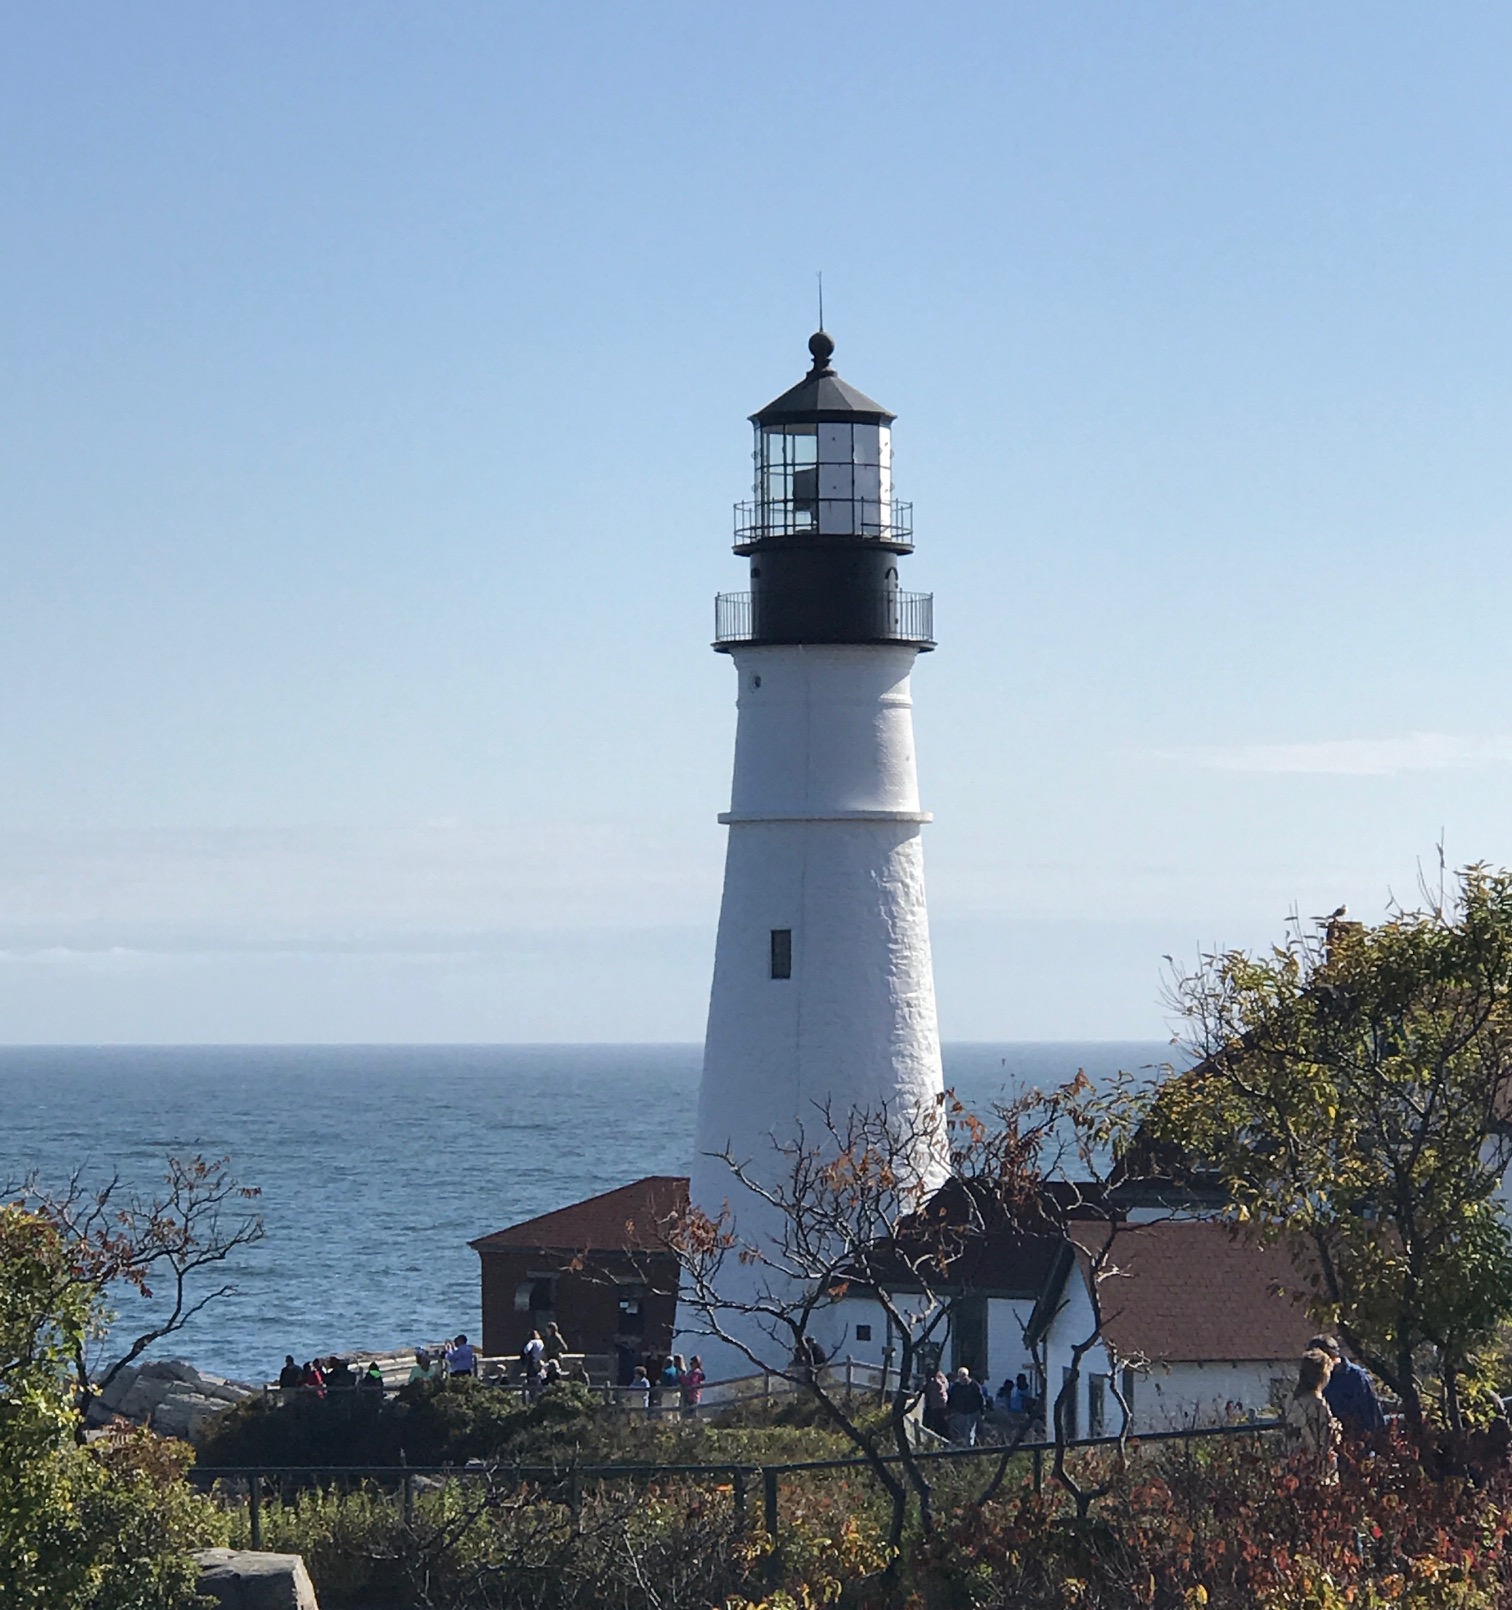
[{"left": 689, "top": 331, "right": 946, "bottom": 1377}]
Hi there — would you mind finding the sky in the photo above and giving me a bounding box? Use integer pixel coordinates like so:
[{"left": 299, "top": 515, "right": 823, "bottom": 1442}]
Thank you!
[{"left": 4, "top": 3, "right": 1512, "bottom": 1043}]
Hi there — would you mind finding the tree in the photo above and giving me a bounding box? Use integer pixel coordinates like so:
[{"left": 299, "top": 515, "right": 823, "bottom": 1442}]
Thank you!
[
  {"left": 1153, "top": 864, "right": 1512, "bottom": 1428},
  {"left": 0, "top": 1203, "right": 227, "bottom": 1609},
  {"left": 669, "top": 1077, "right": 1140, "bottom": 1551},
  {"left": 8, "top": 1153, "right": 264, "bottom": 1428}
]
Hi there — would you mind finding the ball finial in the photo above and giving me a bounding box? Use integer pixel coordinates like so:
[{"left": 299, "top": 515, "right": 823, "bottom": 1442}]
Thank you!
[{"left": 807, "top": 329, "right": 835, "bottom": 374}]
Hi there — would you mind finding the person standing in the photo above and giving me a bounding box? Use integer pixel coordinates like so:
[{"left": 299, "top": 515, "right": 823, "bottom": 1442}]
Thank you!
[
  {"left": 1284, "top": 1349, "right": 1340, "bottom": 1481},
  {"left": 447, "top": 1334, "right": 476, "bottom": 1377},
  {"left": 1307, "top": 1335, "right": 1386, "bottom": 1436},
  {"left": 542, "top": 1321, "right": 569, "bottom": 1363},
  {"left": 682, "top": 1355, "right": 705, "bottom": 1417},
  {"left": 946, "top": 1367, "right": 986, "bottom": 1445},
  {"left": 923, "top": 1368, "right": 949, "bottom": 1438}
]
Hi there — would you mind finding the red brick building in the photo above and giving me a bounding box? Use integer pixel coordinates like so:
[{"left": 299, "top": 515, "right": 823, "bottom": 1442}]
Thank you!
[{"left": 469, "top": 1176, "right": 687, "bottom": 1381}]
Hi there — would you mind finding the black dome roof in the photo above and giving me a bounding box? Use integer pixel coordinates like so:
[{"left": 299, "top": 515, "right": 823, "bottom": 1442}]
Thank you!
[{"left": 751, "top": 332, "right": 895, "bottom": 427}]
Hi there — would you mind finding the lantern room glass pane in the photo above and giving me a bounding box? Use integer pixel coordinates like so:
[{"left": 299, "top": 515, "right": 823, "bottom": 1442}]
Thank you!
[
  {"left": 756, "top": 425, "right": 821, "bottom": 532},
  {"left": 792, "top": 466, "right": 818, "bottom": 520},
  {"left": 818, "top": 462, "right": 853, "bottom": 500},
  {"left": 817, "top": 422, "right": 851, "bottom": 464},
  {"left": 817, "top": 499, "right": 853, "bottom": 533}
]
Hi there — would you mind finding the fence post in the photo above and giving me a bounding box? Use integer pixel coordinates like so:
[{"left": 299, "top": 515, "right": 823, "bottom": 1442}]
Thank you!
[
  {"left": 733, "top": 1468, "right": 747, "bottom": 1528},
  {"left": 1032, "top": 1447, "right": 1043, "bottom": 1494},
  {"left": 764, "top": 1467, "right": 781, "bottom": 1587},
  {"left": 570, "top": 1468, "right": 583, "bottom": 1536},
  {"left": 249, "top": 1474, "right": 262, "bottom": 1550},
  {"left": 403, "top": 1473, "right": 415, "bottom": 1529}
]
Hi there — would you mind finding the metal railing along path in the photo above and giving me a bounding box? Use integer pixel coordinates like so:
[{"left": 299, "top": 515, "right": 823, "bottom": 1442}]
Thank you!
[{"left": 194, "top": 1416, "right": 1285, "bottom": 1552}]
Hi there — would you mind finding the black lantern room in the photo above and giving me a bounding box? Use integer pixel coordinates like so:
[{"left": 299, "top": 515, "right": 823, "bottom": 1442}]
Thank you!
[{"left": 714, "top": 332, "right": 934, "bottom": 651}]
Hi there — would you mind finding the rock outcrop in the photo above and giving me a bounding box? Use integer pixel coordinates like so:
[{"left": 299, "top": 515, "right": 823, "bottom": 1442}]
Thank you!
[
  {"left": 91, "top": 1358, "right": 256, "bottom": 1441},
  {"left": 194, "top": 1548, "right": 320, "bottom": 1609}
]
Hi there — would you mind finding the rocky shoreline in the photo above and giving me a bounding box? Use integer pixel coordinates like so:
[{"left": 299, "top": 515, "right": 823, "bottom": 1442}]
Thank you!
[{"left": 90, "top": 1345, "right": 429, "bottom": 1442}]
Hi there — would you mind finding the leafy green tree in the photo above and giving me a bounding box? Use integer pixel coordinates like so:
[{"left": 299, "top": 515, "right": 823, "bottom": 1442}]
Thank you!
[
  {"left": 0, "top": 1202, "right": 226, "bottom": 1609},
  {"left": 1153, "top": 864, "right": 1512, "bottom": 1428}
]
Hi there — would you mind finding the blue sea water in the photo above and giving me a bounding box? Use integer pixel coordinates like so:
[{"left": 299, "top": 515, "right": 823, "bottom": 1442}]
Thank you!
[{"left": 0, "top": 1042, "right": 1168, "bottom": 1382}]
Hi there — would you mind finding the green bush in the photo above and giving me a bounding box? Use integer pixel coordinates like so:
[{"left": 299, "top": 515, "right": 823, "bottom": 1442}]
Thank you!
[
  {"left": 201, "top": 1378, "right": 607, "bottom": 1469},
  {"left": 200, "top": 1377, "right": 862, "bottom": 1475},
  {"left": 228, "top": 1475, "right": 749, "bottom": 1610},
  {"left": 1, "top": 1205, "right": 228, "bottom": 1610}
]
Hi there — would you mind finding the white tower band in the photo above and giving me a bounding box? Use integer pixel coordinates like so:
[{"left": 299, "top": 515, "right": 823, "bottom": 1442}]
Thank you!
[{"left": 689, "top": 333, "right": 946, "bottom": 1377}]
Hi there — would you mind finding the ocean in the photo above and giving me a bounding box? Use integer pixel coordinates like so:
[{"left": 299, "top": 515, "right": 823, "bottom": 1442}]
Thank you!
[{"left": 0, "top": 1042, "right": 1169, "bottom": 1382}]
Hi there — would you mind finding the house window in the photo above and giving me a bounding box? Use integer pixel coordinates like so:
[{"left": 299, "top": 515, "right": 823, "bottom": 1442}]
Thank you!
[
  {"left": 617, "top": 1289, "right": 646, "bottom": 1337},
  {"left": 770, "top": 929, "right": 792, "bottom": 979},
  {"left": 1088, "top": 1373, "right": 1107, "bottom": 1438},
  {"left": 1061, "top": 1367, "right": 1079, "bottom": 1440},
  {"left": 514, "top": 1276, "right": 556, "bottom": 1314},
  {"left": 855, "top": 1324, "right": 872, "bottom": 1342}
]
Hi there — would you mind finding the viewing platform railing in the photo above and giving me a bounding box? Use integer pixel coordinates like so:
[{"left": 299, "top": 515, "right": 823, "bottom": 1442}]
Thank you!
[
  {"left": 734, "top": 498, "right": 913, "bottom": 549},
  {"left": 714, "top": 589, "right": 934, "bottom": 648}
]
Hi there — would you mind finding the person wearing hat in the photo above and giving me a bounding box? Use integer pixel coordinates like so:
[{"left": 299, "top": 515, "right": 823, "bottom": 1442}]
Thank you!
[{"left": 1307, "top": 1335, "right": 1385, "bottom": 1435}]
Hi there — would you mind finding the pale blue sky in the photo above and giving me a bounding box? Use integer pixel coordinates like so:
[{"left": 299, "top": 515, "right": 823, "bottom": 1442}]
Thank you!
[{"left": 4, "top": 3, "right": 1512, "bottom": 1042}]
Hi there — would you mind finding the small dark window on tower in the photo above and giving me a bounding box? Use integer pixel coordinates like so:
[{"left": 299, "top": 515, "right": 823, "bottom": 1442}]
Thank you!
[
  {"left": 855, "top": 1324, "right": 872, "bottom": 1342},
  {"left": 770, "top": 929, "right": 792, "bottom": 979}
]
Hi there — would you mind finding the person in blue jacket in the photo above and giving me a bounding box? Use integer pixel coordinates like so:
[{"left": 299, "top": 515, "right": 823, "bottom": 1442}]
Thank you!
[{"left": 1308, "top": 1335, "right": 1386, "bottom": 1435}]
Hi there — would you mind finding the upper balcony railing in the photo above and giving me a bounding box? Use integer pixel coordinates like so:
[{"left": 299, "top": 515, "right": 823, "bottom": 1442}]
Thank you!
[
  {"left": 714, "top": 589, "right": 934, "bottom": 649},
  {"left": 733, "top": 498, "right": 913, "bottom": 551}
]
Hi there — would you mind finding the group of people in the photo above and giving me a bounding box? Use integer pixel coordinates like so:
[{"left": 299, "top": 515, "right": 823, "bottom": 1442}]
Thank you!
[
  {"left": 274, "top": 1330, "right": 486, "bottom": 1402},
  {"left": 625, "top": 1351, "right": 706, "bottom": 1413},
  {"left": 516, "top": 1323, "right": 590, "bottom": 1397},
  {"left": 1283, "top": 1334, "right": 1387, "bottom": 1479},
  {"left": 923, "top": 1366, "right": 1018, "bottom": 1445},
  {"left": 276, "top": 1354, "right": 387, "bottom": 1400},
  {"left": 410, "top": 1334, "right": 482, "bottom": 1381}
]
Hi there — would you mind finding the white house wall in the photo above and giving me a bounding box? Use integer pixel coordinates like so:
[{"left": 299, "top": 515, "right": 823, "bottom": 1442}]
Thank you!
[
  {"left": 1037, "top": 1259, "right": 1112, "bottom": 1433},
  {"left": 1133, "top": 1361, "right": 1289, "bottom": 1429},
  {"left": 986, "top": 1297, "right": 1039, "bottom": 1392},
  {"left": 1041, "top": 1261, "right": 1295, "bottom": 1435},
  {"left": 811, "top": 1293, "right": 1037, "bottom": 1392}
]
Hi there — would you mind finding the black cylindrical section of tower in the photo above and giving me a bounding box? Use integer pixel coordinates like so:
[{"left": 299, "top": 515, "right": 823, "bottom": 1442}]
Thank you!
[
  {"left": 725, "top": 333, "right": 933, "bottom": 649},
  {"left": 749, "top": 541, "right": 907, "bottom": 645}
]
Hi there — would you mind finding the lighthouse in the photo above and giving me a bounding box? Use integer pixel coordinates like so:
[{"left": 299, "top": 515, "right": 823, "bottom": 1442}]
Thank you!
[{"left": 688, "top": 331, "right": 947, "bottom": 1377}]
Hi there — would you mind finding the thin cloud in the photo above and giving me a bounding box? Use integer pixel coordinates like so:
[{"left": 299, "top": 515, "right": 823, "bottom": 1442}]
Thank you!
[{"left": 1157, "top": 732, "right": 1512, "bottom": 777}]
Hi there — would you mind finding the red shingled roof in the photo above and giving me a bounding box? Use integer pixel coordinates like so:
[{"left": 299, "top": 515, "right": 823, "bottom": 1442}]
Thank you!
[
  {"left": 469, "top": 1176, "right": 689, "bottom": 1255},
  {"left": 1070, "top": 1220, "right": 1316, "bottom": 1365}
]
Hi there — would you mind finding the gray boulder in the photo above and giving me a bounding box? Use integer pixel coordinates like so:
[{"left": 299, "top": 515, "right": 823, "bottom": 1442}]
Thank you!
[
  {"left": 92, "top": 1358, "right": 256, "bottom": 1440},
  {"left": 194, "top": 1548, "right": 320, "bottom": 1609}
]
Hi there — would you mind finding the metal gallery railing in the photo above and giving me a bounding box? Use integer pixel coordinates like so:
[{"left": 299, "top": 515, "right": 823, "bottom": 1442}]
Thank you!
[
  {"left": 714, "top": 589, "right": 934, "bottom": 647},
  {"left": 734, "top": 498, "right": 913, "bottom": 548}
]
